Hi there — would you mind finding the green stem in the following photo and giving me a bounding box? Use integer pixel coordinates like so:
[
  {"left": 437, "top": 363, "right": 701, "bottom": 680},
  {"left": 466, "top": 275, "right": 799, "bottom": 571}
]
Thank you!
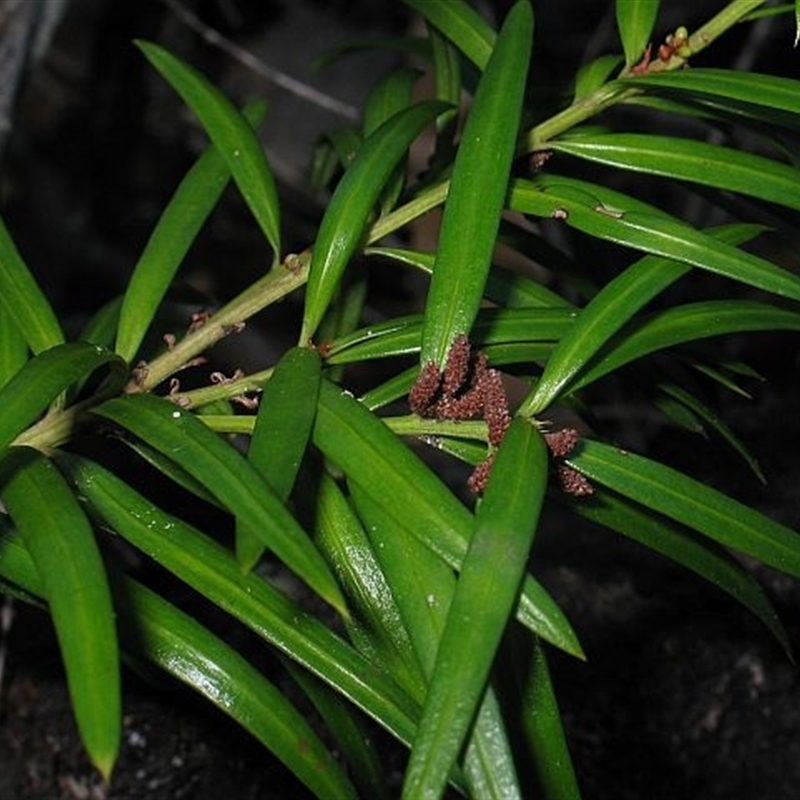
[{"left": 125, "top": 254, "right": 310, "bottom": 394}]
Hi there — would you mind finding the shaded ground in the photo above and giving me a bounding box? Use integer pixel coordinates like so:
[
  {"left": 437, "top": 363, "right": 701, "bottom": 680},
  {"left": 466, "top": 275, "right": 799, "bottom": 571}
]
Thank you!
[{"left": 2, "top": 1, "right": 800, "bottom": 798}]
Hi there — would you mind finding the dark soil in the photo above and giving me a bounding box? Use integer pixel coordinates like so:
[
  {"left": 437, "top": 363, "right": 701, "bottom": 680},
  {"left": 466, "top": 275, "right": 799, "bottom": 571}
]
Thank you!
[{"left": 2, "top": 1, "right": 800, "bottom": 798}]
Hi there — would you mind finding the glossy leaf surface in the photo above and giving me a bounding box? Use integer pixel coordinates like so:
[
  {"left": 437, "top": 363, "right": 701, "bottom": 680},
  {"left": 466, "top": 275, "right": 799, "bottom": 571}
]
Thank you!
[
  {"left": 313, "top": 380, "right": 583, "bottom": 658},
  {"left": 569, "top": 488, "right": 790, "bottom": 654},
  {"left": 550, "top": 133, "right": 800, "bottom": 212},
  {"left": 59, "top": 454, "right": 420, "bottom": 745},
  {"left": 237, "top": 346, "right": 321, "bottom": 571},
  {"left": 401, "top": 0, "right": 496, "bottom": 69},
  {"left": 301, "top": 100, "right": 447, "bottom": 343},
  {"left": 510, "top": 177, "right": 800, "bottom": 302},
  {"left": 567, "top": 440, "right": 800, "bottom": 580},
  {"left": 137, "top": 42, "right": 281, "bottom": 260},
  {"left": 402, "top": 418, "right": 547, "bottom": 799},
  {"left": 0, "top": 214, "right": 64, "bottom": 353},
  {"left": 523, "top": 223, "right": 763, "bottom": 414},
  {"left": 116, "top": 101, "right": 269, "bottom": 363},
  {"left": 616, "top": 0, "right": 660, "bottom": 69},
  {"left": 0, "top": 343, "right": 124, "bottom": 453},
  {"left": 93, "top": 394, "right": 345, "bottom": 615},
  {"left": 420, "top": 0, "right": 533, "bottom": 368},
  {"left": 0, "top": 449, "right": 120, "bottom": 780}
]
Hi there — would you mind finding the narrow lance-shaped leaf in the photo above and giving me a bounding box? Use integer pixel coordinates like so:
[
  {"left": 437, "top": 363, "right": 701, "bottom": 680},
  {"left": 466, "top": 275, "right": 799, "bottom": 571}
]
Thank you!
[
  {"left": 0, "top": 302, "right": 28, "bottom": 391},
  {"left": 0, "top": 448, "right": 120, "bottom": 780},
  {"left": 549, "top": 133, "right": 800, "bottom": 212},
  {"left": 401, "top": 0, "right": 496, "bottom": 69},
  {"left": 420, "top": 0, "right": 533, "bottom": 369},
  {"left": 237, "top": 346, "right": 321, "bottom": 571},
  {"left": 0, "top": 342, "right": 125, "bottom": 453},
  {"left": 92, "top": 394, "right": 347, "bottom": 616},
  {"left": 0, "top": 214, "right": 64, "bottom": 353},
  {"left": 512, "top": 636, "right": 582, "bottom": 800},
  {"left": 573, "top": 54, "right": 623, "bottom": 101},
  {"left": 136, "top": 41, "right": 281, "bottom": 262},
  {"left": 116, "top": 101, "right": 269, "bottom": 363},
  {"left": 363, "top": 67, "right": 420, "bottom": 215},
  {"left": 572, "top": 300, "right": 800, "bottom": 392},
  {"left": 283, "top": 661, "right": 387, "bottom": 800},
  {"left": 567, "top": 439, "right": 800, "bottom": 580},
  {"left": 510, "top": 177, "right": 800, "bottom": 303},
  {"left": 300, "top": 100, "right": 448, "bottom": 344},
  {"left": 616, "top": 0, "right": 660, "bottom": 69},
  {"left": 350, "top": 486, "right": 523, "bottom": 799},
  {"left": 522, "top": 223, "right": 764, "bottom": 415},
  {"left": 310, "top": 473, "right": 426, "bottom": 699},
  {"left": 0, "top": 534, "right": 360, "bottom": 800},
  {"left": 58, "top": 454, "right": 420, "bottom": 746},
  {"left": 313, "top": 379, "right": 584, "bottom": 657},
  {"left": 626, "top": 68, "right": 800, "bottom": 118},
  {"left": 569, "top": 488, "right": 791, "bottom": 655},
  {"left": 401, "top": 418, "right": 547, "bottom": 799},
  {"left": 118, "top": 583, "right": 360, "bottom": 800}
]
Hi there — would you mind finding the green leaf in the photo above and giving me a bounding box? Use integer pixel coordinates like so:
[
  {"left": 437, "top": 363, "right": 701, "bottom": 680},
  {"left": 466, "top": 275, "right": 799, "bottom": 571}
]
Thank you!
[
  {"left": 116, "top": 101, "right": 269, "bottom": 363},
  {"left": 0, "top": 343, "right": 125, "bottom": 453},
  {"left": 311, "top": 473, "right": 425, "bottom": 699},
  {"left": 136, "top": 41, "right": 281, "bottom": 261},
  {"left": 657, "top": 381, "right": 765, "bottom": 482},
  {"left": 401, "top": 0, "right": 496, "bottom": 69},
  {"left": 364, "top": 68, "right": 421, "bottom": 214},
  {"left": 567, "top": 439, "right": 800, "bottom": 581},
  {"left": 573, "top": 300, "right": 800, "bottom": 391},
  {"left": 327, "top": 307, "right": 573, "bottom": 365},
  {"left": 402, "top": 418, "right": 547, "bottom": 800},
  {"left": 364, "top": 67, "right": 420, "bottom": 136},
  {"left": 284, "top": 660, "right": 388, "bottom": 800},
  {"left": 237, "top": 346, "right": 321, "bottom": 571},
  {"left": 79, "top": 296, "right": 123, "bottom": 349},
  {"left": 626, "top": 68, "right": 800, "bottom": 118},
  {"left": 364, "top": 246, "right": 572, "bottom": 308},
  {"left": 420, "top": 0, "right": 533, "bottom": 368},
  {"left": 313, "top": 380, "right": 584, "bottom": 658},
  {"left": 0, "top": 302, "right": 28, "bottom": 390},
  {"left": 0, "top": 532, "right": 360, "bottom": 800},
  {"left": 573, "top": 54, "right": 624, "bottom": 101},
  {"left": 0, "top": 214, "right": 64, "bottom": 353},
  {"left": 118, "top": 583, "right": 360, "bottom": 800},
  {"left": 570, "top": 487, "right": 790, "bottom": 654},
  {"left": 0, "top": 449, "right": 120, "bottom": 780},
  {"left": 550, "top": 133, "right": 800, "bottom": 212},
  {"left": 350, "top": 486, "right": 522, "bottom": 799},
  {"left": 510, "top": 177, "right": 800, "bottom": 302},
  {"left": 59, "top": 454, "right": 421, "bottom": 746},
  {"left": 511, "top": 636, "right": 582, "bottom": 800},
  {"left": 616, "top": 0, "right": 660, "bottom": 69},
  {"left": 522, "top": 223, "right": 764, "bottom": 414},
  {"left": 300, "top": 100, "right": 448, "bottom": 344},
  {"left": 92, "top": 394, "right": 346, "bottom": 616}
]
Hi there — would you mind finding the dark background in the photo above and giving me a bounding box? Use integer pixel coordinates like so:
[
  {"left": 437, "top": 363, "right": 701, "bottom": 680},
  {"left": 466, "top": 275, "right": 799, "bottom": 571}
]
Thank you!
[{"left": 1, "top": 1, "right": 800, "bottom": 798}]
